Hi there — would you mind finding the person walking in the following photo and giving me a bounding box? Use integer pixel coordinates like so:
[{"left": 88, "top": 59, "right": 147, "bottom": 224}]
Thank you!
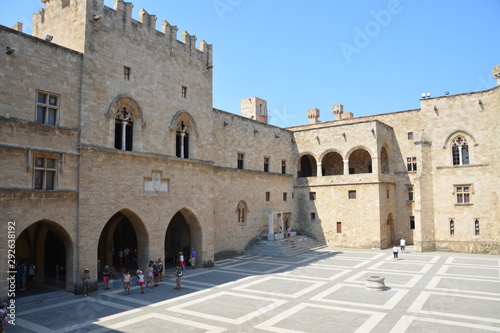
[
  {"left": 82, "top": 268, "right": 91, "bottom": 296},
  {"left": 168, "top": 266, "right": 184, "bottom": 290},
  {"left": 189, "top": 248, "right": 196, "bottom": 269},
  {"left": 393, "top": 244, "right": 399, "bottom": 260},
  {"left": 179, "top": 252, "right": 185, "bottom": 269},
  {"left": 137, "top": 270, "right": 145, "bottom": 294},
  {"left": 158, "top": 258, "right": 164, "bottom": 281},
  {"left": 102, "top": 265, "right": 112, "bottom": 290},
  {"left": 0, "top": 302, "right": 8, "bottom": 333},
  {"left": 400, "top": 237, "right": 406, "bottom": 253},
  {"left": 122, "top": 271, "right": 131, "bottom": 295},
  {"left": 146, "top": 262, "right": 154, "bottom": 289},
  {"left": 153, "top": 260, "right": 160, "bottom": 287}
]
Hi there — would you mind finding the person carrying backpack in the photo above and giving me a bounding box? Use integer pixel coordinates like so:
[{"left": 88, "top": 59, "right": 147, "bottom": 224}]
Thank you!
[{"left": 168, "top": 266, "right": 183, "bottom": 290}]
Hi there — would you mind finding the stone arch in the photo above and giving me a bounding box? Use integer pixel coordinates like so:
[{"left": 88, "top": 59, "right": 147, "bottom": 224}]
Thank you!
[
  {"left": 443, "top": 130, "right": 476, "bottom": 166},
  {"left": 236, "top": 200, "right": 248, "bottom": 223},
  {"left": 380, "top": 144, "right": 391, "bottom": 174},
  {"left": 346, "top": 146, "right": 373, "bottom": 174},
  {"left": 97, "top": 209, "right": 149, "bottom": 273},
  {"left": 296, "top": 153, "right": 318, "bottom": 177},
  {"left": 320, "top": 149, "right": 344, "bottom": 176},
  {"left": 164, "top": 207, "right": 203, "bottom": 267},
  {"left": 105, "top": 95, "right": 145, "bottom": 125},
  {"left": 169, "top": 110, "right": 199, "bottom": 136},
  {"left": 16, "top": 219, "right": 75, "bottom": 292}
]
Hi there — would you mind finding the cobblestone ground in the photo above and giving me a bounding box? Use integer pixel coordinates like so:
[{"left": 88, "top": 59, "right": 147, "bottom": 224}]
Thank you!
[{"left": 6, "top": 247, "right": 500, "bottom": 332}]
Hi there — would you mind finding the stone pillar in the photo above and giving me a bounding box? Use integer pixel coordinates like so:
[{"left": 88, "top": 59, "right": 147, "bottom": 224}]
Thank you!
[
  {"left": 179, "top": 132, "right": 185, "bottom": 158},
  {"left": 317, "top": 162, "right": 322, "bottom": 177},
  {"left": 121, "top": 121, "right": 127, "bottom": 151},
  {"left": 267, "top": 212, "right": 274, "bottom": 240},
  {"left": 343, "top": 159, "right": 349, "bottom": 175}
]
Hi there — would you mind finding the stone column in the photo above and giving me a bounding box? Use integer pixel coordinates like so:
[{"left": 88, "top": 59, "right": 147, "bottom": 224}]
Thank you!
[
  {"left": 343, "top": 159, "right": 349, "bottom": 175},
  {"left": 121, "top": 120, "right": 128, "bottom": 150},
  {"left": 179, "top": 132, "right": 185, "bottom": 158},
  {"left": 267, "top": 212, "right": 274, "bottom": 240},
  {"left": 317, "top": 162, "right": 322, "bottom": 177}
]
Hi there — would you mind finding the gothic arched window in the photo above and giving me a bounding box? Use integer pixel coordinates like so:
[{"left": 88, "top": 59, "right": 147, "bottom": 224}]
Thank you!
[
  {"left": 176, "top": 121, "right": 189, "bottom": 158},
  {"left": 452, "top": 136, "right": 469, "bottom": 165},
  {"left": 115, "top": 107, "right": 134, "bottom": 151},
  {"left": 237, "top": 201, "right": 247, "bottom": 223}
]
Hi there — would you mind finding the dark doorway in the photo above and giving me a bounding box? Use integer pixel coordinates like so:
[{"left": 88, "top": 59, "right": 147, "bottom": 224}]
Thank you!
[
  {"left": 164, "top": 212, "right": 191, "bottom": 265},
  {"left": 98, "top": 212, "right": 138, "bottom": 271}
]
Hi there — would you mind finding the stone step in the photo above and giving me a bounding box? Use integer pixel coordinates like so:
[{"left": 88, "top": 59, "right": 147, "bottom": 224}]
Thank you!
[{"left": 245, "top": 236, "right": 327, "bottom": 258}]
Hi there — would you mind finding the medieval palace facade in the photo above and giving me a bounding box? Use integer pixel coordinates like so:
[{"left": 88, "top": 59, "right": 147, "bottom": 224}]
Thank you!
[{"left": 1, "top": 0, "right": 498, "bottom": 293}]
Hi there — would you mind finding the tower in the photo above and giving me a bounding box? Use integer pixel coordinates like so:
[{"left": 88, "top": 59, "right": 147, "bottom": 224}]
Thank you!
[
  {"left": 240, "top": 97, "right": 268, "bottom": 123},
  {"left": 307, "top": 108, "right": 320, "bottom": 124}
]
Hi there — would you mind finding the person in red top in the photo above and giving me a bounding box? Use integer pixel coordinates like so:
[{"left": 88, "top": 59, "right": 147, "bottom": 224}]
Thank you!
[{"left": 179, "top": 252, "right": 185, "bottom": 269}]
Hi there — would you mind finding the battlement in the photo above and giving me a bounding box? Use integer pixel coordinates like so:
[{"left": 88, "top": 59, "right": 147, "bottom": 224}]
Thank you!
[{"left": 32, "top": 0, "right": 212, "bottom": 66}]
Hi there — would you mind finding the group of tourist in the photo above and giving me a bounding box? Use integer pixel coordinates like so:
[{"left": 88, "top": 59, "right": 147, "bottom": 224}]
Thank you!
[
  {"left": 392, "top": 237, "right": 406, "bottom": 260},
  {"left": 15, "top": 262, "right": 36, "bottom": 292},
  {"left": 81, "top": 248, "right": 196, "bottom": 296}
]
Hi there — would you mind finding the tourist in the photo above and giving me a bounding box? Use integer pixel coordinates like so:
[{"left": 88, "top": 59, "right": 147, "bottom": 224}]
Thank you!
[
  {"left": 117, "top": 249, "right": 124, "bottom": 267},
  {"left": 400, "top": 237, "right": 406, "bottom": 253},
  {"left": 157, "top": 258, "right": 164, "bottom": 281},
  {"left": 122, "top": 271, "right": 131, "bottom": 295},
  {"left": 82, "top": 268, "right": 91, "bottom": 296},
  {"left": 153, "top": 260, "right": 160, "bottom": 287},
  {"left": 102, "top": 265, "right": 112, "bottom": 290},
  {"left": 0, "top": 302, "right": 7, "bottom": 333},
  {"left": 146, "top": 261, "right": 154, "bottom": 289},
  {"left": 137, "top": 270, "right": 145, "bottom": 294},
  {"left": 179, "top": 252, "right": 185, "bottom": 269},
  {"left": 168, "top": 266, "right": 184, "bottom": 290},
  {"left": 393, "top": 244, "right": 399, "bottom": 260},
  {"left": 189, "top": 248, "right": 196, "bottom": 269},
  {"left": 27, "top": 262, "right": 36, "bottom": 288}
]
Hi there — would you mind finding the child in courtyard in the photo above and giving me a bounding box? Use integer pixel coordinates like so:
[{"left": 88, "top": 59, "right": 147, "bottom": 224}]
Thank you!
[
  {"left": 168, "top": 265, "right": 184, "bottom": 290},
  {"left": 137, "top": 270, "right": 145, "bottom": 294}
]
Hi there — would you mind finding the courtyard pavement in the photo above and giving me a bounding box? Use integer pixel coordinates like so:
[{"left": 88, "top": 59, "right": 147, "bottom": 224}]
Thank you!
[{"left": 6, "top": 246, "right": 500, "bottom": 332}]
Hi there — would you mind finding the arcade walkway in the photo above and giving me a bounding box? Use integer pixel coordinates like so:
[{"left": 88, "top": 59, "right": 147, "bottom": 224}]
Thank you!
[{"left": 7, "top": 247, "right": 500, "bottom": 332}]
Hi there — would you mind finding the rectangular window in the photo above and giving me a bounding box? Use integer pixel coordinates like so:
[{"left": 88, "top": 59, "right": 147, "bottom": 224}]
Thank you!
[
  {"left": 336, "top": 222, "right": 342, "bottom": 233},
  {"left": 123, "top": 66, "right": 131, "bottom": 80},
  {"left": 283, "top": 192, "right": 287, "bottom": 201},
  {"left": 181, "top": 86, "right": 188, "bottom": 98},
  {"left": 408, "top": 132, "right": 413, "bottom": 140},
  {"left": 455, "top": 185, "right": 471, "bottom": 204},
  {"left": 387, "top": 189, "right": 389, "bottom": 199},
  {"left": 410, "top": 216, "right": 415, "bottom": 230},
  {"left": 450, "top": 219, "right": 455, "bottom": 235},
  {"left": 407, "top": 157, "right": 417, "bottom": 172},
  {"left": 407, "top": 186, "right": 414, "bottom": 201},
  {"left": 309, "top": 192, "right": 316, "bottom": 200},
  {"left": 311, "top": 212, "right": 316, "bottom": 220},
  {"left": 36, "top": 91, "right": 59, "bottom": 125},
  {"left": 281, "top": 160, "right": 286, "bottom": 174},
  {"left": 237, "top": 153, "right": 244, "bottom": 169},
  {"left": 265, "top": 192, "right": 270, "bottom": 202},
  {"left": 348, "top": 190, "right": 356, "bottom": 199},
  {"left": 264, "top": 157, "right": 270, "bottom": 172},
  {"left": 34, "top": 156, "right": 56, "bottom": 190},
  {"left": 474, "top": 219, "right": 480, "bottom": 235}
]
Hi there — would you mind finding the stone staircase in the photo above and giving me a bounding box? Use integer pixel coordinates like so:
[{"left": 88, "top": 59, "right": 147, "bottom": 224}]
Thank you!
[{"left": 245, "top": 235, "right": 327, "bottom": 258}]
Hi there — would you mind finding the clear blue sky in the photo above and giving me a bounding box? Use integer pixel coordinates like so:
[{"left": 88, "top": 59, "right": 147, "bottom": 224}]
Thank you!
[{"left": 1, "top": 0, "right": 499, "bottom": 127}]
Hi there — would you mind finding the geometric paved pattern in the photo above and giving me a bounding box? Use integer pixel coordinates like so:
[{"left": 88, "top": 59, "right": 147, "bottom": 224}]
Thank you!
[{"left": 8, "top": 247, "right": 500, "bottom": 332}]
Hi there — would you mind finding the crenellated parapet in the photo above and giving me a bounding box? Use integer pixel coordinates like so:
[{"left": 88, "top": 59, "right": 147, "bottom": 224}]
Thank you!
[{"left": 31, "top": 0, "right": 212, "bottom": 67}]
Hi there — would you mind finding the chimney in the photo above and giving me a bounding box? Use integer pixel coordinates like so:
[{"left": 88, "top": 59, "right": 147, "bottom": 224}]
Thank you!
[{"left": 307, "top": 108, "right": 320, "bottom": 124}]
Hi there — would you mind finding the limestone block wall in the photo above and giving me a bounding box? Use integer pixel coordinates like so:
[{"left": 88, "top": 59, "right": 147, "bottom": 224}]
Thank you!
[
  {"left": 212, "top": 168, "right": 293, "bottom": 259},
  {"left": 0, "top": 26, "right": 82, "bottom": 128},
  {"left": 212, "top": 109, "right": 293, "bottom": 171},
  {"left": 78, "top": 148, "right": 216, "bottom": 276}
]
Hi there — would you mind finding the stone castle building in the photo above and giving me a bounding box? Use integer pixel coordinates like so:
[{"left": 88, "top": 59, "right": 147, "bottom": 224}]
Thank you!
[{"left": 1, "top": 0, "right": 498, "bottom": 294}]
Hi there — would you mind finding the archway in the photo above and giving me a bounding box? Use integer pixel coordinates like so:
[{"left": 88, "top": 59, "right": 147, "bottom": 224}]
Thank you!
[
  {"left": 164, "top": 208, "right": 202, "bottom": 267},
  {"left": 15, "top": 220, "right": 74, "bottom": 292},
  {"left": 98, "top": 210, "right": 148, "bottom": 273},
  {"left": 321, "top": 151, "right": 344, "bottom": 176},
  {"left": 297, "top": 154, "right": 317, "bottom": 177},
  {"left": 348, "top": 148, "right": 372, "bottom": 174}
]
